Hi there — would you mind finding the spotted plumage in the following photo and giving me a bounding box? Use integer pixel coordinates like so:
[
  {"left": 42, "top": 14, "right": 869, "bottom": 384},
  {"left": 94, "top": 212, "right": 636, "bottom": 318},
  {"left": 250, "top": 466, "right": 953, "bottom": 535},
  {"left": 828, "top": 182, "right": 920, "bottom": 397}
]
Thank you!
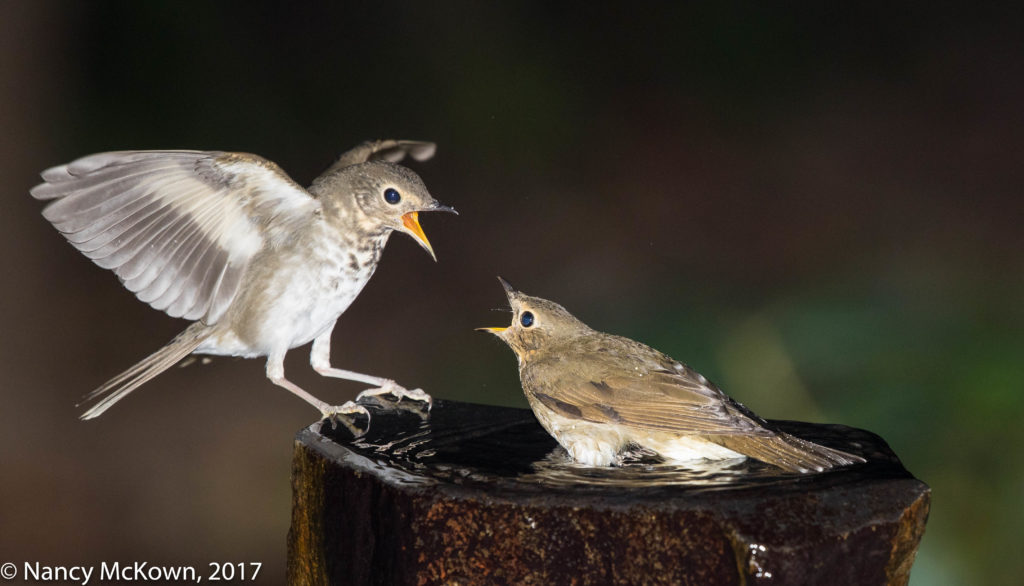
[{"left": 32, "top": 139, "right": 455, "bottom": 427}]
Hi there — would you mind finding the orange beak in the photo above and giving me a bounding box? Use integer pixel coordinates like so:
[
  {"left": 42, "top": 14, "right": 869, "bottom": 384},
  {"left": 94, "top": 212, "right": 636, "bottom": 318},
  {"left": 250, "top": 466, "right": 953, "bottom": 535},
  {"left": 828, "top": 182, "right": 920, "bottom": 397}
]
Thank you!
[{"left": 401, "top": 211, "right": 436, "bottom": 261}]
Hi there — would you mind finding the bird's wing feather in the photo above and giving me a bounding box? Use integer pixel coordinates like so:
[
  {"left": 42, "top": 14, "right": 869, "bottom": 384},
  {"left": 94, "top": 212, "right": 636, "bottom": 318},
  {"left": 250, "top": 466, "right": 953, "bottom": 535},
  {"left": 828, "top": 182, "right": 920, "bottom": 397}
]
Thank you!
[
  {"left": 31, "top": 150, "right": 319, "bottom": 323},
  {"left": 322, "top": 139, "right": 436, "bottom": 176},
  {"left": 524, "top": 344, "right": 770, "bottom": 436}
]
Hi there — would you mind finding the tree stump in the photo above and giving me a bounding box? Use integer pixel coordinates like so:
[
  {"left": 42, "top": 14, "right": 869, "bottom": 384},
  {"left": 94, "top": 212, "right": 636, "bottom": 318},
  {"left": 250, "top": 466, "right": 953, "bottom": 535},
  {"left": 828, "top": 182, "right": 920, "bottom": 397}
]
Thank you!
[{"left": 288, "top": 400, "right": 929, "bottom": 585}]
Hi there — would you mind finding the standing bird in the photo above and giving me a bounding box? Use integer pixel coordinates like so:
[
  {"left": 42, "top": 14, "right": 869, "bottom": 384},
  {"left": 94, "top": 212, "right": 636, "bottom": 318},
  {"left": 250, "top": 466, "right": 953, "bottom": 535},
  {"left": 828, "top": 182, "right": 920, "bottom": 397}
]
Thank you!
[
  {"left": 31, "top": 139, "right": 454, "bottom": 426},
  {"left": 479, "top": 279, "right": 865, "bottom": 473}
]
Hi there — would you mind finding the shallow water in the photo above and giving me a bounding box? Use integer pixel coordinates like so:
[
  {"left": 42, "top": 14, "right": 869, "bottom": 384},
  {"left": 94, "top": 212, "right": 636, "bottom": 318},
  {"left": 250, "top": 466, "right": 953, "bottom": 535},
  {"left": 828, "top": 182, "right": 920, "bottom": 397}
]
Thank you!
[{"left": 321, "top": 399, "right": 897, "bottom": 496}]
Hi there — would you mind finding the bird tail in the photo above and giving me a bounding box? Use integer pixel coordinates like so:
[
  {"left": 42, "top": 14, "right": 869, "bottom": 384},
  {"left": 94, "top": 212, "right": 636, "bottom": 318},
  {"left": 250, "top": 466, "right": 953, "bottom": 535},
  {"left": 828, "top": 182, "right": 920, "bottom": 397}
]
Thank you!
[
  {"left": 710, "top": 431, "right": 865, "bottom": 473},
  {"left": 78, "top": 323, "right": 212, "bottom": 420}
]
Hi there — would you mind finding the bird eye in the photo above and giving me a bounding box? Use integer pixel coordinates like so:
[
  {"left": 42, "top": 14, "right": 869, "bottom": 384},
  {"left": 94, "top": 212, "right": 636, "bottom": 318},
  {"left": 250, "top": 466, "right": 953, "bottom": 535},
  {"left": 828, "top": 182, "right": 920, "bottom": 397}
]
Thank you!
[
  {"left": 384, "top": 188, "right": 401, "bottom": 205},
  {"left": 520, "top": 311, "right": 535, "bottom": 327}
]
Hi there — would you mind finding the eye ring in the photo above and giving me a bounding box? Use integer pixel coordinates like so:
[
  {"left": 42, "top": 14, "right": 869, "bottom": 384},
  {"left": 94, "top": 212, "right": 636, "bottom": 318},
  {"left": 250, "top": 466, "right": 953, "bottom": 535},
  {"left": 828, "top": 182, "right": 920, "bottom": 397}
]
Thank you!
[
  {"left": 384, "top": 187, "right": 401, "bottom": 205},
  {"left": 520, "top": 311, "right": 535, "bottom": 328}
]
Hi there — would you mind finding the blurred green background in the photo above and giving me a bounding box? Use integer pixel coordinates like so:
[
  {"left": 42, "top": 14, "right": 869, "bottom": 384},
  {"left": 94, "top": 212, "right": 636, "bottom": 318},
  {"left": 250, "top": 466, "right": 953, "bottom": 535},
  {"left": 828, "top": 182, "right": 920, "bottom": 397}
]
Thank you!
[{"left": 1, "top": 2, "right": 1021, "bottom": 584}]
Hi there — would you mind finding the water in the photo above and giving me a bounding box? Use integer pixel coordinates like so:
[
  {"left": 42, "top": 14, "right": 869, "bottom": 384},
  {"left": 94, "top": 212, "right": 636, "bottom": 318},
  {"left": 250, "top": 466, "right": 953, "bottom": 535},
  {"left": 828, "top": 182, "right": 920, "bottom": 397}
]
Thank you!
[{"left": 319, "top": 399, "right": 901, "bottom": 497}]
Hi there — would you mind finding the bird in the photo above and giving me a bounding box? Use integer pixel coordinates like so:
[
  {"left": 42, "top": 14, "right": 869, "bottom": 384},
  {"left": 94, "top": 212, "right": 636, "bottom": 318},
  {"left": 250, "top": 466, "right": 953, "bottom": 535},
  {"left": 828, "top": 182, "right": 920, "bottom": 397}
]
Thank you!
[
  {"left": 478, "top": 278, "right": 865, "bottom": 473},
  {"left": 31, "top": 139, "right": 455, "bottom": 428}
]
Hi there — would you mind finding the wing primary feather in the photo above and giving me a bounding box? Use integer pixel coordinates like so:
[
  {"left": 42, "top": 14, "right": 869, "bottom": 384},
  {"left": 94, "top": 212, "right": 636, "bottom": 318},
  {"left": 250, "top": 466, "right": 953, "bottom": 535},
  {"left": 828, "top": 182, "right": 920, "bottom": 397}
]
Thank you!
[
  {"left": 40, "top": 162, "right": 187, "bottom": 222},
  {"left": 164, "top": 241, "right": 223, "bottom": 318},
  {"left": 78, "top": 198, "right": 173, "bottom": 261},
  {"left": 709, "top": 432, "right": 865, "bottom": 473},
  {"left": 134, "top": 207, "right": 221, "bottom": 304},
  {"left": 51, "top": 184, "right": 162, "bottom": 235},
  {"left": 121, "top": 209, "right": 203, "bottom": 293},
  {"left": 87, "top": 181, "right": 209, "bottom": 266},
  {"left": 146, "top": 212, "right": 223, "bottom": 312},
  {"left": 69, "top": 196, "right": 178, "bottom": 250},
  {"left": 107, "top": 202, "right": 202, "bottom": 282},
  {"left": 146, "top": 194, "right": 234, "bottom": 314}
]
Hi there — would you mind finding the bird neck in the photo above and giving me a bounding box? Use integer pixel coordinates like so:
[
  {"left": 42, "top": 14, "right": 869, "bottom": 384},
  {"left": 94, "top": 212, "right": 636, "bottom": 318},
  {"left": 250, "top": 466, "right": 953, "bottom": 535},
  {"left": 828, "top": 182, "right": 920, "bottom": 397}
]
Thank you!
[
  {"left": 507, "top": 336, "right": 549, "bottom": 364},
  {"left": 304, "top": 207, "right": 391, "bottom": 268},
  {"left": 319, "top": 198, "right": 389, "bottom": 238}
]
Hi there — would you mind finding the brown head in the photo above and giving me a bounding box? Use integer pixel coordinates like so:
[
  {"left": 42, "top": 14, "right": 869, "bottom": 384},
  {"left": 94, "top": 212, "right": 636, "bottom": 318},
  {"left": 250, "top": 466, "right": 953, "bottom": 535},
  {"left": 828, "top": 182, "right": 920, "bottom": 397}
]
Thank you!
[
  {"left": 310, "top": 160, "right": 455, "bottom": 260},
  {"left": 477, "top": 278, "right": 592, "bottom": 360}
]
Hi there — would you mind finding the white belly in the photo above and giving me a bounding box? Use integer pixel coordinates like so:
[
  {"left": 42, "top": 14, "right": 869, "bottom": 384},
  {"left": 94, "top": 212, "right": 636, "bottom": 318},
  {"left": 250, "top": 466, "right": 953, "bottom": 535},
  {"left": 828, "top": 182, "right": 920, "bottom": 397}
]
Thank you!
[
  {"left": 260, "top": 268, "right": 367, "bottom": 347},
  {"left": 534, "top": 401, "right": 745, "bottom": 467},
  {"left": 197, "top": 234, "right": 381, "bottom": 357}
]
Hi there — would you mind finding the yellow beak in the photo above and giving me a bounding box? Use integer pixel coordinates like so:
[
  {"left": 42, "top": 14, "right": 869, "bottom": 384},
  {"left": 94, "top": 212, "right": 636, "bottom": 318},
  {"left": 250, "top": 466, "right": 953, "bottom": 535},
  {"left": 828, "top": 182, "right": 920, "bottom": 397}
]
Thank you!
[
  {"left": 401, "top": 211, "right": 436, "bottom": 262},
  {"left": 475, "top": 327, "right": 508, "bottom": 334}
]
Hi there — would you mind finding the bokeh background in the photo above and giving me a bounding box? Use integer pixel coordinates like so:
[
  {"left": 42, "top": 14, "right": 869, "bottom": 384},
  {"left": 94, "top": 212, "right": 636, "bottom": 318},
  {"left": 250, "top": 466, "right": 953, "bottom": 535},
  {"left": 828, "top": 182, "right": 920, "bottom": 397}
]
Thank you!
[{"left": 2, "top": 2, "right": 1021, "bottom": 584}]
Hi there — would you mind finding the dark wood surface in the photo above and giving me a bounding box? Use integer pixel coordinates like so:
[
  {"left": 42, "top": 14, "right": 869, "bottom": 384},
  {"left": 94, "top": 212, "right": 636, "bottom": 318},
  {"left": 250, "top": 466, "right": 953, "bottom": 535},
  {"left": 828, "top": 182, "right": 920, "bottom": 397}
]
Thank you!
[{"left": 288, "top": 400, "right": 929, "bottom": 585}]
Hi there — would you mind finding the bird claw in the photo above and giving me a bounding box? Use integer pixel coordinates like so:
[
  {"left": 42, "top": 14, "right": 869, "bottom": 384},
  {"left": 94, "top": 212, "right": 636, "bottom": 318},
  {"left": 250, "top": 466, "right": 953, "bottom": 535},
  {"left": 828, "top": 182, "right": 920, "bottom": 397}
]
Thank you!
[
  {"left": 321, "top": 401, "right": 371, "bottom": 436},
  {"left": 356, "top": 380, "right": 433, "bottom": 411}
]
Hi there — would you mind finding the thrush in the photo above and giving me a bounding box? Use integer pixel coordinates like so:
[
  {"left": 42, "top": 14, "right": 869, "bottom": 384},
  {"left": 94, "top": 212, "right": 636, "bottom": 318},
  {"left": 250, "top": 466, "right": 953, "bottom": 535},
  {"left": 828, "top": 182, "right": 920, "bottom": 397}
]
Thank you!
[
  {"left": 31, "top": 139, "right": 454, "bottom": 427},
  {"left": 479, "top": 278, "right": 865, "bottom": 473}
]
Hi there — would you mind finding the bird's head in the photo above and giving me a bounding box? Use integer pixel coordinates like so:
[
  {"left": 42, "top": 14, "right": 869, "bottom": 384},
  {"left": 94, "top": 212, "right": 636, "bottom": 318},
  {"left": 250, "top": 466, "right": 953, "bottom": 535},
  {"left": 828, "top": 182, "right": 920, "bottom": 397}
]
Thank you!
[
  {"left": 477, "top": 277, "right": 591, "bottom": 359},
  {"left": 313, "top": 160, "right": 456, "bottom": 261}
]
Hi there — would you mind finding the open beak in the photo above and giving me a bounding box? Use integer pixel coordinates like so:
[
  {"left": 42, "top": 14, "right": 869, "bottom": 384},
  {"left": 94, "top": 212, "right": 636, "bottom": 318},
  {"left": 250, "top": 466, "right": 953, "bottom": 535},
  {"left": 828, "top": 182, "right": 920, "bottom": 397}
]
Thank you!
[
  {"left": 497, "top": 276, "right": 516, "bottom": 297},
  {"left": 476, "top": 277, "right": 518, "bottom": 335},
  {"left": 400, "top": 203, "right": 456, "bottom": 262},
  {"left": 401, "top": 211, "right": 437, "bottom": 262},
  {"left": 431, "top": 203, "right": 458, "bottom": 215}
]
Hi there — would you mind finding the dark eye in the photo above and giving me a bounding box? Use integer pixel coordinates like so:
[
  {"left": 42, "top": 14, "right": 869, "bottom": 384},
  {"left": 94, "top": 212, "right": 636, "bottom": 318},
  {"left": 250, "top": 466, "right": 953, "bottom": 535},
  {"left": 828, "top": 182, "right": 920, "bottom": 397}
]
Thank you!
[
  {"left": 384, "top": 188, "right": 401, "bottom": 204},
  {"left": 520, "top": 311, "right": 534, "bottom": 327}
]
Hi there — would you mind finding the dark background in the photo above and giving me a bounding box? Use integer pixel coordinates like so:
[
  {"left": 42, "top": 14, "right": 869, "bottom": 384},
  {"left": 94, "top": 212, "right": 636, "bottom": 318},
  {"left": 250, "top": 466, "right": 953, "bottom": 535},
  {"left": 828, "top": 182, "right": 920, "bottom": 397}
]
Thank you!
[{"left": 2, "top": 3, "right": 1022, "bottom": 584}]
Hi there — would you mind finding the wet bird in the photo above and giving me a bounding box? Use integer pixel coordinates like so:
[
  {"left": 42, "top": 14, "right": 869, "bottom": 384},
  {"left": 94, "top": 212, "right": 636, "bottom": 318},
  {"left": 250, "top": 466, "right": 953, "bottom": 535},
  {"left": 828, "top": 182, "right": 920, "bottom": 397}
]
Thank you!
[
  {"left": 31, "top": 139, "right": 454, "bottom": 426},
  {"left": 479, "top": 279, "right": 864, "bottom": 473}
]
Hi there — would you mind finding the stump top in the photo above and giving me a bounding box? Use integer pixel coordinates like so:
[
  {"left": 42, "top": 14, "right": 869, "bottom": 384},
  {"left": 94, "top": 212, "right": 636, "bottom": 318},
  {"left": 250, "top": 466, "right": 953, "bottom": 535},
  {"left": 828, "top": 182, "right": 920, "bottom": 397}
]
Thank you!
[
  {"left": 303, "top": 399, "right": 924, "bottom": 508},
  {"left": 292, "top": 399, "right": 930, "bottom": 585}
]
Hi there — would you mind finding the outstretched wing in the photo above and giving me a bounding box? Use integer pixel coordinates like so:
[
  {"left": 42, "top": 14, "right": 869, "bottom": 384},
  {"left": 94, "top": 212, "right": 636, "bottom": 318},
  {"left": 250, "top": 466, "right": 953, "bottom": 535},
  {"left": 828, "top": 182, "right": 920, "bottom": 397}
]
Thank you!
[
  {"left": 523, "top": 339, "right": 771, "bottom": 437},
  {"left": 31, "top": 150, "right": 319, "bottom": 323},
  {"left": 321, "top": 139, "right": 436, "bottom": 176}
]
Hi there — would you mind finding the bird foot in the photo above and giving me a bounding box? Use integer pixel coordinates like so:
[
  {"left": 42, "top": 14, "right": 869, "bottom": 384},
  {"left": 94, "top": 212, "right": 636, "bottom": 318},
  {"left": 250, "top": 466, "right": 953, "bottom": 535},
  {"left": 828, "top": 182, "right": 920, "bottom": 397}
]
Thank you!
[
  {"left": 320, "top": 401, "right": 371, "bottom": 436},
  {"left": 356, "top": 380, "right": 433, "bottom": 411}
]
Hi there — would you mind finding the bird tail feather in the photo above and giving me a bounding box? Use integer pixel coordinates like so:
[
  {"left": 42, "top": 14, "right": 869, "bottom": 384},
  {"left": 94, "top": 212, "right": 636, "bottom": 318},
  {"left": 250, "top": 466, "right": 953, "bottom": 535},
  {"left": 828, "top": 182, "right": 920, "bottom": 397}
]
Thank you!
[
  {"left": 78, "top": 323, "right": 212, "bottom": 420},
  {"left": 711, "top": 432, "right": 865, "bottom": 473}
]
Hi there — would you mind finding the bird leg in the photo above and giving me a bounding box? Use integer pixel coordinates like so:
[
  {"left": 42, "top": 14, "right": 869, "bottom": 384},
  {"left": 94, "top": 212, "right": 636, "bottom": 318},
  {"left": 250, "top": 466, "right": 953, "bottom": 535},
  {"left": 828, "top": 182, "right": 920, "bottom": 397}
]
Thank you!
[
  {"left": 310, "top": 331, "right": 432, "bottom": 410},
  {"left": 266, "top": 353, "right": 369, "bottom": 434}
]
